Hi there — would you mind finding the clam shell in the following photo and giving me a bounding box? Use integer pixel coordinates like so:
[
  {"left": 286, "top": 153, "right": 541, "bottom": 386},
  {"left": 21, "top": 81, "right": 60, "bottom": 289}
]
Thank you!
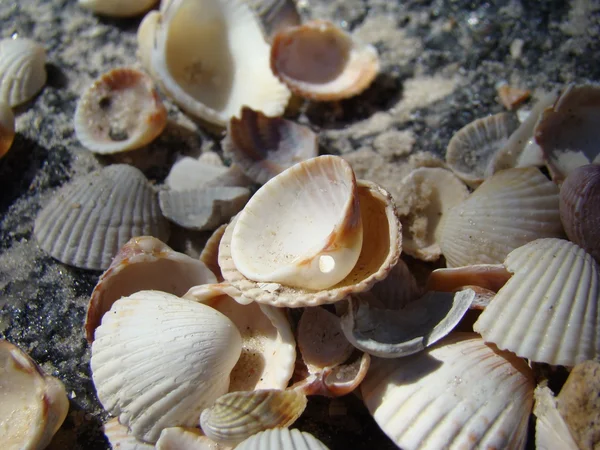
[
  {"left": 231, "top": 155, "right": 363, "bottom": 290},
  {"left": 533, "top": 385, "right": 579, "bottom": 450},
  {"left": 219, "top": 179, "right": 401, "bottom": 307},
  {"left": 235, "top": 428, "right": 330, "bottom": 450},
  {"left": 137, "top": 10, "right": 160, "bottom": 73},
  {"left": 0, "top": 101, "right": 15, "bottom": 159},
  {"left": 156, "top": 427, "right": 232, "bottom": 449},
  {"left": 222, "top": 106, "right": 318, "bottom": 185},
  {"left": 200, "top": 224, "right": 228, "bottom": 282},
  {"left": 74, "top": 67, "right": 168, "bottom": 154},
  {"left": 34, "top": 164, "right": 170, "bottom": 271},
  {"left": 165, "top": 156, "right": 252, "bottom": 192},
  {"left": 438, "top": 167, "right": 563, "bottom": 267},
  {"left": 85, "top": 236, "right": 217, "bottom": 342},
  {"left": 200, "top": 389, "right": 307, "bottom": 445},
  {"left": 103, "top": 418, "right": 155, "bottom": 450},
  {"left": 79, "top": 0, "right": 158, "bottom": 17},
  {"left": 91, "top": 290, "right": 243, "bottom": 443},
  {"left": 473, "top": 238, "right": 600, "bottom": 366},
  {"left": 0, "top": 37, "right": 47, "bottom": 107},
  {"left": 0, "top": 340, "right": 69, "bottom": 450},
  {"left": 361, "top": 333, "right": 534, "bottom": 450},
  {"left": 270, "top": 20, "right": 379, "bottom": 101}
]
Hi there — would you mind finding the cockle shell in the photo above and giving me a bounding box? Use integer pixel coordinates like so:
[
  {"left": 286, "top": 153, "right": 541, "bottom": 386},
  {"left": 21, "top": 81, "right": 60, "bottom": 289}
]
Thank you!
[
  {"left": 91, "top": 290, "right": 242, "bottom": 443},
  {"left": 231, "top": 155, "right": 363, "bottom": 290},
  {"left": 270, "top": 20, "right": 379, "bottom": 101},
  {"left": 74, "top": 67, "right": 167, "bottom": 154},
  {"left": 0, "top": 340, "right": 69, "bottom": 450},
  {"left": 34, "top": 164, "right": 170, "bottom": 271},
  {"left": 438, "top": 167, "right": 563, "bottom": 267},
  {"left": 473, "top": 238, "right": 600, "bottom": 366},
  {"left": 0, "top": 37, "right": 47, "bottom": 107},
  {"left": 235, "top": 428, "right": 330, "bottom": 450},
  {"left": 361, "top": 333, "right": 535, "bottom": 450},
  {"left": 222, "top": 106, "right": 318, "bottom": 185},
  {"left": 0, "top": 101, "right": 15, "bottom": 159},
  {"left": 156, "top": 427, "right": 232, "bottom": 450},
  {"left": 533, "top": 385, "right": 579, "bottom": 450},
  {"left": 78, "top": 0, "right": 158, "bottom": 17}
]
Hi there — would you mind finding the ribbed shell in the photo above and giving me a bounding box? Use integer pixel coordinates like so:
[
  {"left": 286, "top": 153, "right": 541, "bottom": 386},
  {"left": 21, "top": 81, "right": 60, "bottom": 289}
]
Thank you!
[
  {"left": 235, "top": 428, "right": 330, "bottom": 450},
  {"left": 361, "top": 333, "right": 534, "bottom": 450},
  {"left": 473, "top": 238, "right": 600, "bottom": 366},
  {"left": 0, "top": 101, "right": 15, "bottom": 159},
  {"left": 0, "top": 37, "right": 47, "bottom": 107},
  {"left": 34, "top": 164, "right": 170, "bottom": 271},
  {"left": 90, "top": 291, "right": 242, "bottom": 443},
  {"left": 438, "top": 167, "right": 563, "bottom": 267}
]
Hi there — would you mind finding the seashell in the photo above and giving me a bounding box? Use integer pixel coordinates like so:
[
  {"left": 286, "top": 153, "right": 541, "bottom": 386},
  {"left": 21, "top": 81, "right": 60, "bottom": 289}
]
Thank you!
[
  {"left": 144, "top": 0, "right": 290, "bottom": 126},
  {"left": 74, "top": 67, "right": 168, "bottom": 154},
  {"left": 159, "top": 186, "right": 250, "bottom": 231},
  {"left": 156, "top": 427, "right": 233, "bottom": 450},
  {"left": 230, "top": 155, "right": 363, "bottom": 291},
  {"left": 246, "top": 0, "right": 301, "bottom": 40},
  {"left": 34, "top": 164, "right": 170, "bottom": 271},
  {"left": 0, "top": 37, "right": 47, "bottom": 107},
  {"left": 367, "top": 258, "right": 421, "bottom": 311},
  {"left": 533, "top": 385, "right": 579, "bottom": 450},
  {"left": 103, "top": 418, "right": 155, "bottom": 450},
  {"left": 395, "top": 167, "right": 469, "bottom": 260},
  {"left": 425, "top": 264, "right": 511, "bottom": 294},
  {"left": 137, "top": 10, "right": 160, "bottom": 73},
  {"left": 85, "top": 236, "right": 217, "bottom": 342},
  {"left": 78, "top": 0, "right": 158, "bottom": 17},
  {"left": 91, "top": 290, "right": 243, "bottom": 443},
  {"left": 473, "top": 238, "right": 600, "bottom": 366},
  {"left": 445, "top": 112, "right": 520, "bottom": 187},
  {"left": 438, "top": 167, "right": 563, "bottom": 267},
  {"left": 559, "top": 164, "right": 600, "bottom": 262},
  {"left": 222, "top": 106, "right": 318, "bottom": 185},
  {"left": 200, "top": 389, "right": 307, "bottom": 445},
  {"left": 219, "top": 178, "right": 401, "bottom": 307},
  {"left": 165, "top": 156, "right": 252, "bottom": 192},
  {"left": 535, "top": 84, "right": 600, "bottom": 183},
  {"left": 340, "top": 289, "right": 475, "bottom": 358},
  {"left": 200, "top": 224, "right": 228, "bottom": 281},
  {"left": 0, "top": 340, "right": 69, "bottom": 450},
  {"left": 235, "top": 428, "right": 330, "bottom": 450},
  {"left": 496, "top": 84, "right": 530, "bottom": 110},
  {"left": 0, "top": 101, "right": 15, "bottom": 159},
  {"left": 270, "top": 20, "right": 379, "bottom": 101},
  {"left": 361, "top": 333, "right": 534, "bottom": 450}
]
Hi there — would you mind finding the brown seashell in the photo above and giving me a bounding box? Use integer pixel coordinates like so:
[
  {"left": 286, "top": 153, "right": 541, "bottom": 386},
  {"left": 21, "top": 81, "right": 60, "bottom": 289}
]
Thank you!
[
  {"left": 425, "top": 264, "right": 512, "bottom": 293},
  {"left": 0, "top": 102, "right": 15, "bottom": 159},
  {"left": 497, "top": 84, "right": 530, "bottom": 110}
]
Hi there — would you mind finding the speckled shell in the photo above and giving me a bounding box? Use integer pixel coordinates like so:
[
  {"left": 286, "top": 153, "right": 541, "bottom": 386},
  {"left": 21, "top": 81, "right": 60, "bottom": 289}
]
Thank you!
[
  {"left": 0, "top": 101, "right": 15, "bottom": 159},
  {"left": 79, "top": 0, "right": 158, "bottom": 17},
  {"left": 34, "top": 164, "right": 170, "bottom": 271},
  {"left": 0, "top": 37, "right": 47, "bottom": 107},
  {"left": 361, "top": 333, "right": 534, "bottom": 450},
  {"left": 533, "top": 386, "right": 579, "bottom": 450},
  {"left": 438, "top": 167, "right": 563, "bottom": 267},
  {"left": 473, "top": 238, "right": 600, "bottom": 366},
  {"left": 235, "top": 428, "right": 330, "bottom": 450}
]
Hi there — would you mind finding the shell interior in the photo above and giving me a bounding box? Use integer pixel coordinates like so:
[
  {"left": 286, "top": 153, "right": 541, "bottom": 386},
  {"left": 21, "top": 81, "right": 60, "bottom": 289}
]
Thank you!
[
  {"left": 200, "top": 224, "right": 228, "bottom": 282},
  {"left": 78, "top": 0, "right": 158, "bottom": 17},
  {"left": 0, "top": 37, "right": 47, "bottom": 107},
  {"left": 246, "top": 0, "right": 301, "bottom": 39},
  {"left": 156, "top": 427, "right": 232, "bottom": 450},
  {"left": 103, "top": 418, "right": 155, "bottom": 450},
  {"left": 533, "top": 386, "right": 579, "bottom": 450}
]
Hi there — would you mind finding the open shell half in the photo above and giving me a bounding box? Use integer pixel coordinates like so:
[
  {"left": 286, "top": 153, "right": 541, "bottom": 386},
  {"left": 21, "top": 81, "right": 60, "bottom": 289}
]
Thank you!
[{"left": 0, "top": 101, "right": 15, "bottom": 159}]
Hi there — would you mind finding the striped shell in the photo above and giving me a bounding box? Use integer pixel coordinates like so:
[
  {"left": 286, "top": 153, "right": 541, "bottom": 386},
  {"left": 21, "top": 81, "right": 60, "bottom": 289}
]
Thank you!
[
  {"left": 0, "top": 37, "right": 47, "bottom": 107},
  {"left": 235, "top": 428, "right": 330, "bottom": 450}
]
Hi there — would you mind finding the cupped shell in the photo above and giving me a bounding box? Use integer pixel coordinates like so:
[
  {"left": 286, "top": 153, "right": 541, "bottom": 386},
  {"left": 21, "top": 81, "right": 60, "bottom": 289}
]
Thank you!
[
  {"left": 79, "top": 0, "right": 158, "bottom": 17},
  {"left": 200, "top": 224, "right": 228, "bottom": 281},
  {"left": 473, "top": 238, "right": 600, "bottom": 366},
  {"left": 246, "top": 0, "right": 301, "bottom": 39},
  {"left": 361, "top": 333, "right": 534, "bottom": 450},
  {"left": 235, "top": 428, "right": 330, "bottom": 450},
  {"left": 156, "top": 427, "right": 232, "bottom": 450},
  {"left": 91, "top": 290, "right": 243, "bottom": 443},
  {"left": 34, "top": 164, "right": 170, "bottom": 271},
  {"left": 0, "top": 101, "right": 15, "bottom": 159},
  {"left": 438, "top": 167, "right": 563, "bottom": 267},
  {"left": 0, "top": 37, "right": 46, "bottom": 107}
]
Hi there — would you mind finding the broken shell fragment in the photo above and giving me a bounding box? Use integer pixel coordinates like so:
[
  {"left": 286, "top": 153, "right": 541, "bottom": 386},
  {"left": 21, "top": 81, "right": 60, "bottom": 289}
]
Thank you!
[
  {"left": 222, "top": 106, "right": 318, "bottom": 184},
  {"left": 497, "top": 84, "right": 530, "bottom": 110},
  {"left": 74, "top": 67, "right": 167, "bottom": 154},
  {"left": 156, "top": 427, "right": 232, "bottom": 450},
  {"left": 0, "top": 37, "right": 47, "bottom": 107},
  {"left": 533, "top": 385, "right": 579, "bottom": 450},
  {"left": 0, "top": 101, "right": 15, "bottom": 159},
  {"left": 200, "top": 224, "right": 228, "bottom": 281},
  {"left": 246, "top": 0, "right": 301, "bottom": 39},
  {"left": 235, "top": 428, "right": 330, "bottom": 450},
  {"left": 103, "top": 418, "right": 155, "bottom": 450},
  {"left": 34, "top": 164, "right": 170, "bottom": 271},
  {"left": 165, "top": 156, "right": 251, "bottom": 192},
  {"left": 270, "top": 20, "right": 379, "bottom": 101},
  {"left": 0, "top": 340, "right": 69, "bottom": 450},
  {"left": 425, "top": 264, "right": 511, "bottom": 293},
  {"left": 78, "top": 0, "right": 158, "bottom": 17}
]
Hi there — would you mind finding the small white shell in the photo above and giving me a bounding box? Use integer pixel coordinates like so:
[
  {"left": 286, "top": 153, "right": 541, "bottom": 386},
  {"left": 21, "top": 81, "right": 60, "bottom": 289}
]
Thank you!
[
  {"left": 34, "top": 164, "right": 170, "bottom": 271},
  {"left": 79, "top": 0, "right": 158, "bottom": 17},
  {"left": 235, "top": 428, "right": 330, "bottom": 450},
  {"left": 0, "top": 101, "right": 15, "bottom": 159},
  {"left": 0, "top": 37, "right": 47, "bottom": 107},
  {"left": 156, "top": 427, "right": 232, "bottom": 450},
  {"left": 533, "top": 386, "right": 579, "bottom": 450}
]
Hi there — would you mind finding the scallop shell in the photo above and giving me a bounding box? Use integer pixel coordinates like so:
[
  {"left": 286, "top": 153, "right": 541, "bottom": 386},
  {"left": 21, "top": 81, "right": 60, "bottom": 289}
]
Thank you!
[
  {"left": 200, "top": 389, "right": 307, "bottom": 445},
  {"left": 145, "top": 0, "right": 290, "bottom": 126},
  {"left": 231, "top": 155, "right": 363, "bottom": 290},
  {"left": 0, "top": 37, "right": 47, "bottom": 107},
  {"left": 533, "top": 385, "right": 579, "bottom": 450},
  {"left": 156, "top": 427, "right": 233, "bottom": 450},
  {"left": 0, "top": 340, "right": 69, "bottom": 450},
  {"left": 235, "top": 428, "right": 330, "bottom": 450},
  {"left": 85, "top": 236, "right": 217, "bottom": 342},
  {"left": 79, "top": 0, "right": 158, "bottom": 17},
  {"left": 0, "top": 101, "right": 15, "bottom": 159},
  {"left": 270, "top": 20, "right": 379, "bottom": 101},
  {"left": 473, "top": 238, "right": 600, "bottom": 366},
  {"left": 361, "top": 333, "right": 534, "bottom": 450},
  {"left": 222, "top": 106, "right": 318, "bottom": 185},
  {"left": 219, "top": 178, "right": 401, "bottom": 307},
  {"left": 74, "top": 67, "right": 168, "bottom": 154},
  {"left": 91, "top": 290, "right": 243, "bottom": 443},
  {"left": 34, "top": 164, "right": 170, "bottom": 271},
  {"left": 103, "top": 418, "right": 155, "bottom": 450},
  {"left": 438, "top": 167, "right": 563, "bottom": 267},
  {"left": 200, "top": 224, "right": 228, "bottom": 281}
]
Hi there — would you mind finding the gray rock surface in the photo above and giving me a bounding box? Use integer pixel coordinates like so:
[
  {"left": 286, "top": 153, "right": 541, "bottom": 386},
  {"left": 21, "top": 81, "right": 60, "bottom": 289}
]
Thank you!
[{"left": 1, "top": 0, "right": 599, "bottom": 448}]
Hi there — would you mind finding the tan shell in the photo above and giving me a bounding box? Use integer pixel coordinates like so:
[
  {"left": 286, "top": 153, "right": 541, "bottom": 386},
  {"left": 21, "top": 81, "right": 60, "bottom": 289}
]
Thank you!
[
  {"left": 200, "top": 224, "right": 228, "bottom": 281},
  {"left": 103, "top": 418, "right": 155, "bottom": 450},
  {"left": 425, "top": 264, "right": 511, "bottom": 293},
  {"left": 0, "top": 101, "right": 15, "bottom": 159},
  {"left": 0, "top": 37, "right": 47, "bottom": 107},
  {"left": 533, "top": 385, "right": 579, "bottom": 450},
  {"left": 79, "top": 0, "right": 158, "bottom": 17},
  {"left": 497, "top": 84, "right": 530, "bottom": 110}
]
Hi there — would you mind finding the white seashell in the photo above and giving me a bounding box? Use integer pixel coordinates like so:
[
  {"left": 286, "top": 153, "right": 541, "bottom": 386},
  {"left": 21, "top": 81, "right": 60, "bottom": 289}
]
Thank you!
[
  {"left": 165, "top": 157, "right": 228, "bottom": 191},
  {"left": 74, "top": 67, "right": 168, "bottom": 154},
  {"left": 473, "top": 238, "right": 600, "bottom": 366},
  {"left": 0, "top": 340, "right": 69, "bottom": 450},
  {"left": 156, "top": 427, "right": 233, "bottom": 450},
  {"left": 0, "top": 101, "right": 15, "bottom": 159},
  {"left": 438, "top": 167, "right": 563, "bottom": 267},
  {"left": 0, "top": 37, "right": 47, "bottom": 107},
  {"left": 425, "top": 263, "right": 511, "bottom": 294},
  {"left": 137, "top": 10, "right": 160, "bottom": 73},
  {"left": 533, "top": 386, "right": 579, "bottom": 450},
  {"left": 103, "top": 418, "right": 155, "bottom": 450},
  {"left": 91, "top": 290, "right": 243, "bottom": 443},
  {"left": 79, "top": 0, "right": 158, "bottom": 17},
  {"left": 200, "top": 224, "right": 228, "bottom": 281},
  {"left": 231, "top": 155, "right": 363, "bottom": 290},
  {"left": 34, "top": 164, "right": 170, "bottom": 271},
  {"left": 361, "top": 333, "right": 534, "bottom": 450},
  {"left": 235, "top": 428, "right": 330, "bottom": 450}
]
